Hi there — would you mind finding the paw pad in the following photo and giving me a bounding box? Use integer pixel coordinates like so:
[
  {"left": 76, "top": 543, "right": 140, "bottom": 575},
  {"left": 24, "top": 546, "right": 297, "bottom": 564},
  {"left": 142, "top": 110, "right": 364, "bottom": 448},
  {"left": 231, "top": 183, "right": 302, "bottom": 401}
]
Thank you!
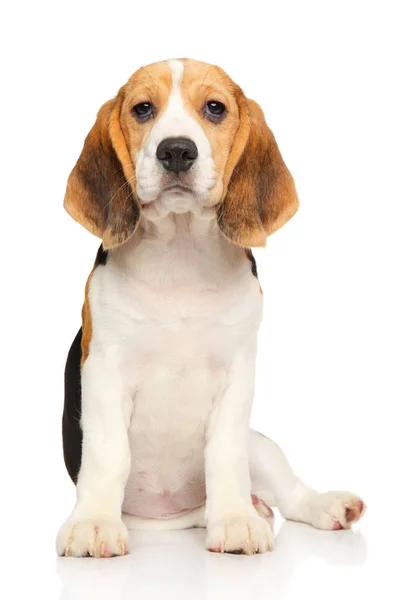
[{"left": 330, "top": 496, "right": 366, "bottom": 530}]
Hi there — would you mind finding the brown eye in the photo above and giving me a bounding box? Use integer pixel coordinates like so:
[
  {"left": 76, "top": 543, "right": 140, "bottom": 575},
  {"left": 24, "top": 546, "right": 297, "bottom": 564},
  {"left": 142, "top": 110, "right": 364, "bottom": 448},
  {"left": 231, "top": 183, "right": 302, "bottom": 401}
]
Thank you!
[
  {"left": 132, "top": 102, "right": 154, "bottom": 121},
  {"left": 204, "top": 100, "right": 226, "bottom": 122}
]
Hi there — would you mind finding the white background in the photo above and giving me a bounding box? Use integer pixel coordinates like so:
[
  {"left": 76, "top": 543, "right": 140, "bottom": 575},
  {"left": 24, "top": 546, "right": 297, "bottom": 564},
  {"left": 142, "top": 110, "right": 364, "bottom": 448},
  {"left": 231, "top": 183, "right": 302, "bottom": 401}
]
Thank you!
[{"left": 1, "top": 1, "right": 399, "bottom": 598}]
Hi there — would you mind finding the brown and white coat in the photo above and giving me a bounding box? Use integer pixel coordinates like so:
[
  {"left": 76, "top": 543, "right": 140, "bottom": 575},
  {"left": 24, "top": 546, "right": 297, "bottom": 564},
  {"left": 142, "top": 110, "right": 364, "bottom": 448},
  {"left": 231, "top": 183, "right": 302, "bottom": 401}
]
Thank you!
[{"left": 57, "top": 59, "right": 365, "bottom": 558}]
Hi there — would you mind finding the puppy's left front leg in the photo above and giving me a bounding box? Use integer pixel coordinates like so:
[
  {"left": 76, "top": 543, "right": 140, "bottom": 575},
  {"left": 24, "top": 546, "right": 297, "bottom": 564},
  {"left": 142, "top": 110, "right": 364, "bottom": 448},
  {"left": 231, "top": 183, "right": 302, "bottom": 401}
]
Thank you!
[
  {"left": 205, "top": 349, "right": 274, "bottom": 555},
  {"left": 57, "top": 354, "right": 132, "bottom": 558}
]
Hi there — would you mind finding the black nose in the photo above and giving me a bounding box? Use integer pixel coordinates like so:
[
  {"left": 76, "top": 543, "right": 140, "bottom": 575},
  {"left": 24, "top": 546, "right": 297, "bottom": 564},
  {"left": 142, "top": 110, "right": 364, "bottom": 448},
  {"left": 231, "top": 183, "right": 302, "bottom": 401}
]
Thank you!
[{"left": 156, "top": 137, "right": 198, "bottom": 174}]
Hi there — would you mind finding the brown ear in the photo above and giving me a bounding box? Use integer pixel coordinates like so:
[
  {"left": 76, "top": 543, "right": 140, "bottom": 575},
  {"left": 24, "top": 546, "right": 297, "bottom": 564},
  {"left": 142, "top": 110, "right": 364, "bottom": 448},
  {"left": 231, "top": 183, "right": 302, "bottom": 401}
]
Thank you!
[
  {"left": 217, "top": 97, "right": 299, "bottom": 247},
  {"left": 64, "top": 94, "right": 141, "bottom": 249}
]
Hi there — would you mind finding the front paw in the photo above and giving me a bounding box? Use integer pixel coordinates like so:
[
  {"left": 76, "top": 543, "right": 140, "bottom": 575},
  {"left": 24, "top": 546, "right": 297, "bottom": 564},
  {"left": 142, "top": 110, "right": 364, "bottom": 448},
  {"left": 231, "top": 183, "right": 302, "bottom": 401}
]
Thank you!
[
  {"left": 206, "top": 511, "right": 274, "bottom": 555},
  {"left": 56, "top": 517, "right": 129, "bottom": 558}
]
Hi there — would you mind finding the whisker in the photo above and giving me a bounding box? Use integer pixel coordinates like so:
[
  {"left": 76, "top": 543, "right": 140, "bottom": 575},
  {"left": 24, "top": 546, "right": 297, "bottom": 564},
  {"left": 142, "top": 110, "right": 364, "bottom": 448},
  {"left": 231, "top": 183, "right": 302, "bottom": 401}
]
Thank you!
[
  {"left": 112, "top": 163, "right": 135, "bottom": 176},
  {"left": 134, "top": 83, "right": 155, "bottom": 97},
  {"left": 201, "top": 64, "right": 213, "bottom": 87},
  {"left": 106, "top": 162, "right": 240, "bottom": 216},
  {"left": 141, "top": 66, "right": 156, "bottom": 88},
  {"left": 204, "top": 74, "right": 229, "bottom": 93},
  {"left": 214, "top": 165, "right": 241, "bottom": 183},
  {"left": 100, "top": 175, "right": 135, "bottom": 214}
]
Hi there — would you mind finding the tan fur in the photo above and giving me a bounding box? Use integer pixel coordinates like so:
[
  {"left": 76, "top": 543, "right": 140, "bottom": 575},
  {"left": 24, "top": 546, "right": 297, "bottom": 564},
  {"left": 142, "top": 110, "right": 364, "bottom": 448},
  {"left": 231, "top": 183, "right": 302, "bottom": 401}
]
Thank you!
[
  {"left": 64, "top": 97, "right": 141, "bottom": 249},
  {"left": 81, "top": 275, "right": 93, "bottom": 367}
]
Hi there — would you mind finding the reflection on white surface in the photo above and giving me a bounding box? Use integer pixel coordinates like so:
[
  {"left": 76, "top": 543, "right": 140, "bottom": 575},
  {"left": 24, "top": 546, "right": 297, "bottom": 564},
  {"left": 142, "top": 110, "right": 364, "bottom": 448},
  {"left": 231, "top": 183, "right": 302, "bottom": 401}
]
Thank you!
[{"left": 57, "top": 518, "right": 367, "bottom": 600}]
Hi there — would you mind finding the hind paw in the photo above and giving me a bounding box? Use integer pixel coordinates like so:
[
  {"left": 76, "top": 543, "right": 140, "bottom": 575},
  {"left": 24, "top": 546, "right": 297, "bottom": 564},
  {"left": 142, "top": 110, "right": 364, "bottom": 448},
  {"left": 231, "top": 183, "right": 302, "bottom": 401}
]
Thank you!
[{"left": 309, "top": 491, "right": 366, "bottom": 530}]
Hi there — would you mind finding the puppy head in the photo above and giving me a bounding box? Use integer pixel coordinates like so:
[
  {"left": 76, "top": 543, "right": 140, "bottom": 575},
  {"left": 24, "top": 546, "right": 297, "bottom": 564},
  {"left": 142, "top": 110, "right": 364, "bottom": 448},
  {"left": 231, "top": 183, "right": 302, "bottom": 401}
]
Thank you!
[{"left": 64, "top": 58, "right": 298, "bottom": 248}]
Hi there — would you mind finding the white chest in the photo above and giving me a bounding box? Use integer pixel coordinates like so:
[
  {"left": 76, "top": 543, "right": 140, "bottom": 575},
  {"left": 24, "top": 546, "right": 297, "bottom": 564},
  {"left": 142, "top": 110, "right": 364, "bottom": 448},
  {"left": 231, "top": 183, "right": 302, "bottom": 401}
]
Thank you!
[{"left": 88, "top": 214, "right": 263, "bottom": 518}]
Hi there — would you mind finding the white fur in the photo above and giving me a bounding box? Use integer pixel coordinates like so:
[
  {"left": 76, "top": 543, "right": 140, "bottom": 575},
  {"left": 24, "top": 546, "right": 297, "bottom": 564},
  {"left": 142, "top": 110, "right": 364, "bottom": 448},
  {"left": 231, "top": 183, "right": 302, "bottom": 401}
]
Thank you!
[
  {"left": 57, "top": 208, "right": 268, "bottom": 555},
  {"left": 57, "top": 208, "right": 365, "bottom": 557},
  {"left": 56, "top": 59, "right": 365, "bottom": 557}
]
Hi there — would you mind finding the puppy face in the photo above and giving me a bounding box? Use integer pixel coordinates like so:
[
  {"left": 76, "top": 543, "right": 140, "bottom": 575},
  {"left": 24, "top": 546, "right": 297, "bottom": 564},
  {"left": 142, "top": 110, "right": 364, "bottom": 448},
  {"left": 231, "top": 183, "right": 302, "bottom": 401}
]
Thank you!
[
  {"left": 120, "top": 59, "right": 240, "bottom": 214},
  {"left": 64, "top": 58, "right": 298, "bottom": 248}
]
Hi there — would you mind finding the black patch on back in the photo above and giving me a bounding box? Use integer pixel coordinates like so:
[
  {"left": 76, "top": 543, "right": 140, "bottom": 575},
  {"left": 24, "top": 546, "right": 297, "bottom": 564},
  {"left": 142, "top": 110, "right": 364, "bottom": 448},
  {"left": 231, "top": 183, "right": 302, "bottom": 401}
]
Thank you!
[
  {"left": 62, "top": 247, "right": 108, "bottom": 484},
  {"left": 62, "top": 328, "right": 83, "bottom": 484},
  {"left": 95, "top": 244, "right": 108, "bottom": 266},
  {"left": 247, "top": 249, "right": 258, "bottom": 278}
]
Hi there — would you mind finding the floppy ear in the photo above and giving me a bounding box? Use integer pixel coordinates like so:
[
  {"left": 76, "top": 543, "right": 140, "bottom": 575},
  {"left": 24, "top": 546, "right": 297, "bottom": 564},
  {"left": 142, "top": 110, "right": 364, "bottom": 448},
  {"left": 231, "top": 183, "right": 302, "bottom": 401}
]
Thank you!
[
  {"left": 64, "top": 94, "right": 141, "bottom": 249},
  {"left": 217, "top": 96, "right": 299, "bottom": 247}
]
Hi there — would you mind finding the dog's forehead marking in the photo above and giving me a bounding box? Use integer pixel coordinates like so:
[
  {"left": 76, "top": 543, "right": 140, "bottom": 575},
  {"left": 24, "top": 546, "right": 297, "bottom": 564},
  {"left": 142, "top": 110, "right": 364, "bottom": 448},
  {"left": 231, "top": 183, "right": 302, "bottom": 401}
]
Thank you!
[
  {"left": 167, "top": 58, "right": 184, "bottom": 90},
  {"left": 164, "top": 59, "right": 186, "bottom": 119}
]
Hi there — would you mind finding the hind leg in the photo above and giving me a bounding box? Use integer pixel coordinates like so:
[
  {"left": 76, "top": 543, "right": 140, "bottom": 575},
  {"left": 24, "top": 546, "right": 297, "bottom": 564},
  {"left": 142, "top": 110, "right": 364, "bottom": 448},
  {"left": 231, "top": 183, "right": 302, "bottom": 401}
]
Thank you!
[{"left": 249, "top": 430, "right": 366, "bottom": 530}]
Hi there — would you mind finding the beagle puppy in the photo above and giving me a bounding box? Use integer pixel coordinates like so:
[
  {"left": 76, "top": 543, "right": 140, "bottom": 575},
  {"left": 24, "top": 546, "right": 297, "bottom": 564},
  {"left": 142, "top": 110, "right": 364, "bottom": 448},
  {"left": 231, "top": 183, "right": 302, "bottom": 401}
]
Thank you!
[{"left": 57, "top": 58, "right": 365, "bottom": 558}]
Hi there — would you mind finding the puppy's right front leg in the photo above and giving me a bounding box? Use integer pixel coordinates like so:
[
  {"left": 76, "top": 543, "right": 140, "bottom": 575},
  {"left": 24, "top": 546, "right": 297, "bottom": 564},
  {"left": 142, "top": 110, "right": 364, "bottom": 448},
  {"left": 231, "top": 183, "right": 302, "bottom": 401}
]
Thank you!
[{"left": 57, "top": 353, "right": 132, "bottom": 558}]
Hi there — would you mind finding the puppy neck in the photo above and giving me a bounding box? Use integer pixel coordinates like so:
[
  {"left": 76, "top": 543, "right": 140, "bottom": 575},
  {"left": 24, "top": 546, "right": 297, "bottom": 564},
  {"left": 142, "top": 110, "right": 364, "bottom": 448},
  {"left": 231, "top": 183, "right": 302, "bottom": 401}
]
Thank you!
[
  {"left": 110, "top": 205, "right": 245, "bottom": 289},
  {"left": 139, "top": 203, "right": 219, "bottom": 243}
]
